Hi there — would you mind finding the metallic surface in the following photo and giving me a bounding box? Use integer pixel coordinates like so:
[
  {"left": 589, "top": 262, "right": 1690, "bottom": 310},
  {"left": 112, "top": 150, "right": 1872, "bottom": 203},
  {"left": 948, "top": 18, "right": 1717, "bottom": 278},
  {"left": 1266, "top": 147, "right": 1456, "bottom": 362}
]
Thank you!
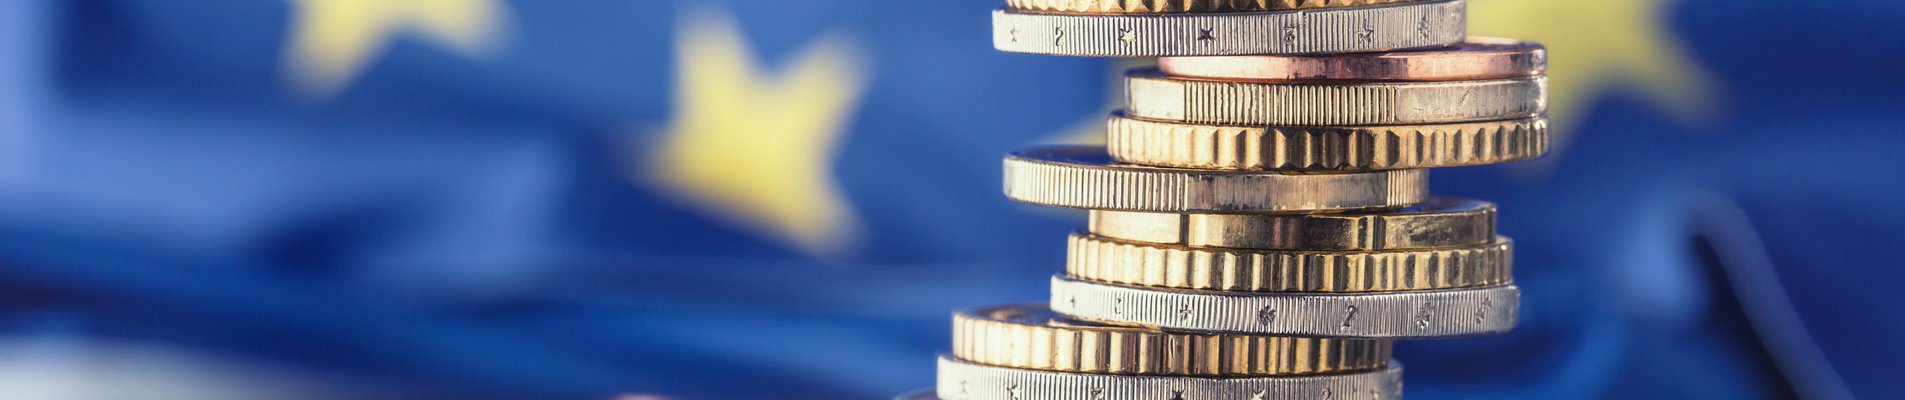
[
  {"left": 1003, "top": 146, "right": 1428, "bottom": 213},
  {"left": 950, "top": 0, "right": 1542, "bottom": 397},
  {"left": 1106, "top": 113, "right": 1549, "bottom": 170},
  {"left": 1006, "top": 0, "right": 1420, "bottom": 14},
  {"left": 936, "top": 356, "right": 1404, "bottom": 400},
  {"left": 1066, "top": 233, "right": 1512, "bottom": 292},
  {"left": 1050, "top": 276, "right": 1519, "bottom": 338},
  {"left": 1125, "top": 69, "right": 1547, "bottom": 125},
  {"left": 1158, "top": 37, "right": 1545, "bottom": 81},
  {"left": 1088, "top": 197, "right": 1495, "bottom": 250},
  {"left": 953, "top": 304, "right": 1390, "bottom": 376},
  {"left": 991, "top": 0, "right": 1463, "bottom": 56}
]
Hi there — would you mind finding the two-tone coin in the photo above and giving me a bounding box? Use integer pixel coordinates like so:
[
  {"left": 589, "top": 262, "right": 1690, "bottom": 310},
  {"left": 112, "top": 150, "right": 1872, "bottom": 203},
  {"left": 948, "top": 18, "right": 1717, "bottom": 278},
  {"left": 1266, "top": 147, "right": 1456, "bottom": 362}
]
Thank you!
[
  {"left": 954, "top": 304, "right": 1389, "bottom": 376},
  {"left": 1106, "top": 113, "right": 1549, "bottom": 170},
  {"left": 1007, "top": 0, "right": 1422, "bottom": 14},
  {"left": 1050, "top": 276, "right": 1518, "bottom": 338},
  {"left": 936, "top": 356, "right": 1403, "bottom": 400},
  {"left": 1159, "top": 37, "right": 1545, "bottom": 82},
  {"left": 1067, "top": 233, "right": 1512, "bottom": 292},
  {"left": 1003, "top": 146, "right": 1427, "bottom": 213},
  {"left": 992, "top": 0, "right": 1464, "bottom": 56},
  {"left": 1088, "top": 197, "right": 1495, "bottom": 250},
  {"left": 1125, "top": 68, "right": 1547, "bottom": 126},
  {"left": 955, "top": 1, "right": 1546, "bottom": 398}
]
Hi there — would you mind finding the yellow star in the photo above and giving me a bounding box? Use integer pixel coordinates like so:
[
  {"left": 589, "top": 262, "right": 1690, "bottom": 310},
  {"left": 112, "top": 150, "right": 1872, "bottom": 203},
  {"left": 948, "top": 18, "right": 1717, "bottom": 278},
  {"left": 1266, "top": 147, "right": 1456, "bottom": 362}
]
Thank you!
[
  {"left": 644, "top": 8, "right": 870, "bottom": 258},
  {"left": 281, "top": 0, "right": 508, "bottom": 99},
  {"left": 1470, "top": 0, "right": 1714, "bottom": 165}
]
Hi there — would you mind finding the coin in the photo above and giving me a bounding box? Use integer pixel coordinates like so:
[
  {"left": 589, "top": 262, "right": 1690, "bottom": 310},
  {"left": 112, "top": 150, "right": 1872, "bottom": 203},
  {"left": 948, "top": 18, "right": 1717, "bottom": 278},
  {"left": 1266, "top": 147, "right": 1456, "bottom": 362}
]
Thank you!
[
  {"left": 936, "top": 356, "right": 1403, "bottom": 400},
  {"left": 1004, "top": 146, "right": 1427, "bottom": 213},
  {"left": 954, "top": 304, "right": 1390, "bottom": 376},
  {"left": 1159, "top": 37, "right": 1545, "bottom": 82},
  {"left": 1088, "top": 197, "right": 1495, "bottom": 250},
  {"left": 953, "top": 0, "right": 1545, "bottom": 396},
  {"left": 1006, "top": 0, "right": 1420, "bottom": 14},
  {"left": 1050, "top": 276, "right": 1519, "bottom": 338},
  {"left": 1106, "top": 113, "right": 1549, "bottom": 170},
  {"left": 1125, "top": 69, "right": 1547, "bottom": 126},
  {"left": 1067, "top": 233, "right": 1512, "bottom": 292},
  {"left": 991, "top": 0, "right": 1464, "bottom": 57}
]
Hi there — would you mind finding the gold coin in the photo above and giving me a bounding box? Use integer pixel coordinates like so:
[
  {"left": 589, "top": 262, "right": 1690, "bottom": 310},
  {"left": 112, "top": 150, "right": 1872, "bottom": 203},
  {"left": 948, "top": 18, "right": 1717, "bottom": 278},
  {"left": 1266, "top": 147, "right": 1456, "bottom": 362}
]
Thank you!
[
  {"left": 1067, "top": 233, "right": 1513, "bottom": 292},
  {"left": 1006, "top": 0, "right": 1418, "bottom": 14},
  {"left": 1089, "top": 197, "right": 1495, "bottom": 251},
  {"left": 1106, "top": 114, "right": 1549, "bottom": 171},
  {"left": 1125, "top": 68, "right": 1547, "bottom": 126},
  {"left": 1004, "top": 146, "right": 1427, "bottom": 213},
  {"left": 953, "top": 304, "right": 1391, "bottom": 376}
]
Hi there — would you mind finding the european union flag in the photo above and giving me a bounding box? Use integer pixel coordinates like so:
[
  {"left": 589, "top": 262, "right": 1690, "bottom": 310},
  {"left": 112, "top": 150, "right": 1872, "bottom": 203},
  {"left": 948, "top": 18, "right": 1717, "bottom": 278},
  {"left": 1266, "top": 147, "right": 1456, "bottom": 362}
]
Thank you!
[{"left": 0, "top": 0, "right": 1901, "bottom": 399}]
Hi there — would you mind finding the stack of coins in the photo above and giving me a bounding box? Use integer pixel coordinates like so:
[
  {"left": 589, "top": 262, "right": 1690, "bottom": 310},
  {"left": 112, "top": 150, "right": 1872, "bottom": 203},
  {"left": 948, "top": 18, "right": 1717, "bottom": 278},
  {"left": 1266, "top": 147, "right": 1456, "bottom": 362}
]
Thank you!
[{"left": 902, "top": 1, "right": 1547, "bottom": 398}]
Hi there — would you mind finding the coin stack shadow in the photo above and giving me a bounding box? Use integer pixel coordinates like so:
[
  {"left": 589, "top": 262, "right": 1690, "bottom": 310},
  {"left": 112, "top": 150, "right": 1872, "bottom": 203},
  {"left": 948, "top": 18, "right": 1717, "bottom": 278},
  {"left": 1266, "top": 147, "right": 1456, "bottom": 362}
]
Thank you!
[{"left": 904, "top": 0, "right": 1548, "bottom": 398}]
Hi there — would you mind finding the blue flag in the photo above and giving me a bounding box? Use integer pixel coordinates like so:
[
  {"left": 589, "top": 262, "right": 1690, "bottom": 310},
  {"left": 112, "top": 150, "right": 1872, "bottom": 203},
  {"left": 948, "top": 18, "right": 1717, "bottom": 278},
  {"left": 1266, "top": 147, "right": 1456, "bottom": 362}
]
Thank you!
[{"left": 0, "top": 0, "right": 1900, "bottom": 398}]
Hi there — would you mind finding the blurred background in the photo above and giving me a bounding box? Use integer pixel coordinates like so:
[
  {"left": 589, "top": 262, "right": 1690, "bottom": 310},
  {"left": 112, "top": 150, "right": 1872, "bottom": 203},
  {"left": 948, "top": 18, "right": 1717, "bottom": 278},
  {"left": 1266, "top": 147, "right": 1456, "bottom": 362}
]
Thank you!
[{"left": 0, "top": 0, "right": 1902, "bottom": 399}]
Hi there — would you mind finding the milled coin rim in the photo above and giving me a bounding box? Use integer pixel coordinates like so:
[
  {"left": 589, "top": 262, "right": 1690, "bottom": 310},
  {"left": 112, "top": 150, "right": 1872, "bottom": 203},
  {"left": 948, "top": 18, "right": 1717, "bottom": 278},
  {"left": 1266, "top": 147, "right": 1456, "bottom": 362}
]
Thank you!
[
  {"left": 992, "top": 0, "right": 1465, "bottom": 56},
  {"left": 935, "top": 356, "right": 1404, "bottom": 400},
  {"left": 1157, "top": 37, "right": 1546, "bottom": 81},
  {"left": 953, "top": 304, "right": 1391, "bottom": 376},
  {"left": 1088, "top": 197, "right": 1495, "bottom": 250},
  {"left": 1003, "top": 146, "right": 1428, "bottom": 213},
  {"left": 1124, "top": 69, "right": 1548, "bottom": 126},
  {"left": 1105, "top": 113, "right": 1551, "bottom": 170},
  {"left": 1067, "top": 233, "right": 1513, "bottom": 292},
  {"left": 1049, "top": 275, "right": 1519, "bottom": 338},
  {"left": 1005, "top": 0, "right": 1423, "bottom": 15}
]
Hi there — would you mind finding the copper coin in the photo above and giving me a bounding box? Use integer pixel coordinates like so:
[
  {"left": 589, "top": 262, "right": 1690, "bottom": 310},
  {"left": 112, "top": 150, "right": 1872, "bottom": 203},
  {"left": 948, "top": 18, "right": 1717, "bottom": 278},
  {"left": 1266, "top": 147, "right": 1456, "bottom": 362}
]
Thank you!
[{"left": 1158, "top": 37, "right": 1545, "bottom": 82}]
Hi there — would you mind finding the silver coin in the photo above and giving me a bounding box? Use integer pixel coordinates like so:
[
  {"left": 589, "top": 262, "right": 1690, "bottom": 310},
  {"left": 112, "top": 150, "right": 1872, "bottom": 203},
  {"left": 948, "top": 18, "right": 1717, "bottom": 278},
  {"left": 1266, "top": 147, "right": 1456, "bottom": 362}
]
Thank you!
[
  {"left": 935, "top": 356, "right": 1402, "bottom": 400},
  {"left": 1050, "top": 276, "right": 1518, "bottom": 338},
  {"left": 1125, "top": 69, "right": 1548, "bottom": 126},
  {"left": 991, "top": 0, "right": 1465, "bottom": 57},
  {"left": 1004, "top": 146, "right": 1428, "bottom": 213}
]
